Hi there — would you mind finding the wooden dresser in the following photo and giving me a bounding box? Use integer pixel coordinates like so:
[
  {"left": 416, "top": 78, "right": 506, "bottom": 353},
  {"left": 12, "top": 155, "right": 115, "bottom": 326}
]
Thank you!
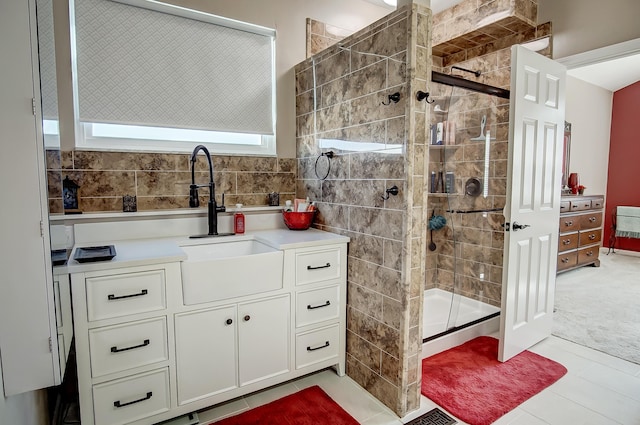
[{"left": 557, "top": 195, "right": 604, "bottom": 273}]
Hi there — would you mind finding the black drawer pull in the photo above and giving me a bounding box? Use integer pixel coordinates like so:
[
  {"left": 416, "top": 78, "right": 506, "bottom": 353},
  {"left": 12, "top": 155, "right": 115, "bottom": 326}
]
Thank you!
[
  {"left": 589, "top": 217, "right": 596, "bottom": 222},
  {"left": 111, "top": 339, "right": 150, "bottom": 353},
  {"left": 108, "top": 289, "right": 148, "bottom": 301},
  {"left": 588, "top": 234, "right": 596, "bottom": 240},
  {"left": 307, "top": 263, "right": 331, "bottom": 270},
  {"left": 114, "top": 392, "right": 152, "bottom": 408},
  {"left": 307, "top": 300, "right": 331, "bottom": 310},
  {"left": 307, "top": 341, "right": 330, "bottom": 351}
]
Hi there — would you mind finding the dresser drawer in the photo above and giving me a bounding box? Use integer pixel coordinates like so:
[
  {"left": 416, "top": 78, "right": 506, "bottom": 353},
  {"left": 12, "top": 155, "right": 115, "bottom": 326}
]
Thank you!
[
  {"left": 559, "top": 216, "right": 579, "bottom": 232},
  {"left": 578, "top": 246, "right": 599, "bottom": 265},
  {"left": 86, "top": 269, "right": 166, "bottom": 321},
  {"left": 570, "top": 200, "right": 592, "bottom": 211},
  {"left": 591, "top": 197, "right": 604, "bottom": 209},
  {"left": 89, "top": 317, "right": 168, "bottom": 378},
  {"left": 296, "top": 285, "right": 340, "bottom": 328},
  {"left": 579, "top": 212, "right": 602, "bottom": 230},
  {"left": 93, "top": 368, "right": 170, "bottom": 425},
  {"left": 559, "top": 201, "right": 571, "bottom": 213},
  {"left": 557, "top": 251, "right": 578, "bottom": 271},
  {"left": 579, "top": 229, "right": 601, "bottom": 247},
  {"left": 295, "top": 248, "right": 342, "bottom": 286},
  {"left": 295, "top": 325, "right": 340, "bottom": 370},
  {"left": 558, "top": 233, "right": 579, "bottom": 252}
]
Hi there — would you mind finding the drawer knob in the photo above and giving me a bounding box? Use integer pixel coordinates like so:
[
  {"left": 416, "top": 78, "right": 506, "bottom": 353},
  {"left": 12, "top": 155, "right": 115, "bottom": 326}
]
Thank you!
[
  {"left": 110, "top": 339, "right": 150, "bottom": 353},
  {"left": 563, "top": 240, "right": 571, "bottom": 245},
  {"left": 107, "top": 289, "right": 148, "bottom": 301},
  {"left": 307, "top": 301, "right": 331, "bottom": 310},
  {"left": 307, "top": 263, "right": 331, "bottom": 270},
  {"left": 225, "top": 318, "right": 233, "bottom": 325},
  {"left": 561, "top": 258, "right": 569, "bottom": 263},
  {"left": 244, "top": 315, "right": 251, "bottom": 322},
  {"left": 586, "top": 251, "right": 594, "bottom": 257},
  {"left": 565, "top": 221, "right": 573, "bottom": 226},
  {"left": 114, "top": 392, "right": 152, "bottom": 408},
  {"left": 589, "top": 217, "right": 596, "bottom": 222},
  {"left": 589, "top": 234, "right": 596, "bottom": 240},
  {"left": 307, "top": 341, "right": 330, "bottom": 352}
]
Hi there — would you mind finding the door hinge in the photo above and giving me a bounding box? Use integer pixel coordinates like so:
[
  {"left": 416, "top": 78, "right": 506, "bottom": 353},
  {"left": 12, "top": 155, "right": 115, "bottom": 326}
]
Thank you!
[
  {"left": 32, "top": 98, "right": 37, "bottom": 115},
  {"left": 40, "top": 220, "right": 45, "bottom": 237},
  {"left": 502, "top": 222, "right": 510, "bottom": 232},
  {"left": 48, "top": 337, "right": 53, "bottom": 353}
]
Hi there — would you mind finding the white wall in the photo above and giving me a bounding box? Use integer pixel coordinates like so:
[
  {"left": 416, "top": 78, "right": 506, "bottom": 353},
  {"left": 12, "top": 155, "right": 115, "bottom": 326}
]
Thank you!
[
  {"left": 539, "top": 0, "right": 640, "bottom": 59},
  {"left": 54, "top": 0, "right": 392, "bottom": 158},
  {"left": 565, "top": 76, "right": 613, "bottom": 195}
]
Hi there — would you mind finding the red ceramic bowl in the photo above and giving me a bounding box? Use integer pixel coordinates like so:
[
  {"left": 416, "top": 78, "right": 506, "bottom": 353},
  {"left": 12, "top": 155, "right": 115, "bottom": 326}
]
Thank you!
[{"left": 282, "top": 210, "right": 315, "bottom": 230}]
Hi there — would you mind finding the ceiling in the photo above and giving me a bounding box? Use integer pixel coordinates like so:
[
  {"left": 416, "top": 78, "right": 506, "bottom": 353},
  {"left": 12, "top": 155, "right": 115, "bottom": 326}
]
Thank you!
[{"left": 567, "top": 54, "right": 640, "bottom": 92}]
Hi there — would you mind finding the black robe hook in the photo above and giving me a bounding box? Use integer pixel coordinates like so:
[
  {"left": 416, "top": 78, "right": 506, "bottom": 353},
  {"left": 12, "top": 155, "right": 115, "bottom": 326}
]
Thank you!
[
  {"left": 381, "top": 92, "right": 401, "bottom": 105},
  {"left": 416, "top": 91, "right": 434, "bottom": 103}
]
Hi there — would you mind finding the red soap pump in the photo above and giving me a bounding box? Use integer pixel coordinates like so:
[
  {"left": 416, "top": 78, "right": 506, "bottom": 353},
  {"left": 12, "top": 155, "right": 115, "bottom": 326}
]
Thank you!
[{"left": 234, "top": 204, "right": 245, "bottom": 234}]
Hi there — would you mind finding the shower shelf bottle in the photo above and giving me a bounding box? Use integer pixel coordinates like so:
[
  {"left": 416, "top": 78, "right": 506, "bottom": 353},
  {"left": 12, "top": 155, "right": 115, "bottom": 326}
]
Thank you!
[{"left": 234, "top": 204, "right": 245, "bottom": 234}]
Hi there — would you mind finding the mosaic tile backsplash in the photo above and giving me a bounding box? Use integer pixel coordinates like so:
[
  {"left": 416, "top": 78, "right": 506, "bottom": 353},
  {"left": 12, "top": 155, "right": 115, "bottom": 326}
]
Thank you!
[{"left": 46, "top": 150, "right": 296, "bottom": 214}]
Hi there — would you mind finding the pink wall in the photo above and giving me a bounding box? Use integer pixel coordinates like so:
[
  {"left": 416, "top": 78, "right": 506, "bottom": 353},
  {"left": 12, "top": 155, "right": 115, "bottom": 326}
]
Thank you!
[{"left": 604, "top": 81, "right": 640, "bottom": 252}]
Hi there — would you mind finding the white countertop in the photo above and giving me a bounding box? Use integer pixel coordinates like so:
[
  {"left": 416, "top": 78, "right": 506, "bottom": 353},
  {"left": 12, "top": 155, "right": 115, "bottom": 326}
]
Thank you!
[{"left": 65, "top": 228, "right": 349, "bottom": 274}]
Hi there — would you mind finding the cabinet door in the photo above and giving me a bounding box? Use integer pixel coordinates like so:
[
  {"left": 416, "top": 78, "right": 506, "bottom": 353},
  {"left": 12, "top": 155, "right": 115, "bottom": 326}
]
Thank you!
[
  {"left": 238, "top": 295, "right": 290, "bottom": 386},
  {"left": 0, "top": 0, "right": 59, "bottom": 395},
  {"left": 175, "top": 306, "right": 237, "bottom": 405}
]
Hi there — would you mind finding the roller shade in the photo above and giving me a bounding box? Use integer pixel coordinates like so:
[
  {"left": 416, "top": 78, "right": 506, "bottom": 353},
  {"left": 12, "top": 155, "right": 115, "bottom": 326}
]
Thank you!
[{"left": 74, "top": 0, "right": 275, "bottom": 134}]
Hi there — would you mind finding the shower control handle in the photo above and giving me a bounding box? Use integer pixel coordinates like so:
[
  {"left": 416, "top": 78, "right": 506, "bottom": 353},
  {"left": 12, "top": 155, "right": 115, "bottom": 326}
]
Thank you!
[{"left": 511, "top": 222, "right": 531, "bottom": 231}]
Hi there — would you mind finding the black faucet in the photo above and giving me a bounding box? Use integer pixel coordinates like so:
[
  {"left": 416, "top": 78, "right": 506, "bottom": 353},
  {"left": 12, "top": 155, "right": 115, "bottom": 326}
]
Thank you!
[{"left": 189, "top": 145, "right": 228, "bottom": 237}]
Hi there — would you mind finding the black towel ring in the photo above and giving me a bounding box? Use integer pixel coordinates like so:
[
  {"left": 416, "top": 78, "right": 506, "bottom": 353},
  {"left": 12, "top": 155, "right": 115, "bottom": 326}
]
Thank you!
[{"left": 314, "top": 151, "right": 334, "bottom": 180}]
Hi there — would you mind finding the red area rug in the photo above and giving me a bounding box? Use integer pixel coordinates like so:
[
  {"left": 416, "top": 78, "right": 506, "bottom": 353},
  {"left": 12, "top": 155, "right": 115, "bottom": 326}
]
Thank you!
[
  {"left": 421, "top": 336, "right": 567, "bottom": 425},
  {"left": 214, "top": 385, "right": 359, "bottom": 425}
]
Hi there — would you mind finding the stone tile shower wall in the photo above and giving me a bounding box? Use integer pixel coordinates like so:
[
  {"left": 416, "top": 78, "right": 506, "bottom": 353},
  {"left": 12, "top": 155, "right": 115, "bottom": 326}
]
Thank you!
[
  {"left": 295, "top": 5, "right": 431, "bottom": 416},
  {"left": 306, "top": 18, "right": 354, "bottom": 58},
  {"left": 45, "top": 150, "right": 296, "bottom": 213}
]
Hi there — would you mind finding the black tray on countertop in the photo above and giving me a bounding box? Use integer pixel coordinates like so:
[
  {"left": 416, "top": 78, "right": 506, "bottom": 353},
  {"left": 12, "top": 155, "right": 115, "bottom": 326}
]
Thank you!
[
  {"left": 52, "top": 249, "right": 68, "bottom": 266},
  {"left": 74, "top": 245, "right": 116, "bottom": 263}
]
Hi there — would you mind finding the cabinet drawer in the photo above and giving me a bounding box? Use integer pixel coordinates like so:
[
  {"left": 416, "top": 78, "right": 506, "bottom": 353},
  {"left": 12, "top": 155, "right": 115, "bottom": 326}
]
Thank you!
[
  {"left": 592, "top": 197, "right": 604, "bottom": 209},
  {"left": 578, "top": 246, "right": 599, "bottom": 265},
  {"left": 89, "top": 317, "right": 168, "bottom": 378},
  {"left": 295, "top": 325, "right": 340, "bottom": 370},
  {"left": 579, "top": 213, "right": 602, "bottom": 230},
  {"left": 559, "top": 216, "right": 579, "bottom": 232},
  {"left": 559, "top": 201, "right": 570, "bottom": 213},
  {"left": 93, "top": 368, "right": 170, "bottom": 425},
  {"left": 558, "top": 233, "right": 578, "bottom": 252},
  {"left": 86, "top": 269, "right": 166, "bottom": 321},
  {"left": 570, "top": 200, "right": 592, "bottom": 211},
  {"left": 557, "top": 251, "right": 578, "bottom": 271},
  {"left": 579, "top": 229, "right": 601, "bottom": 247},
  {"left": 296, "top": 285, "right": 340, "bottom": 328},
  {"left": 295, "top": 248, "right": 341, "bottom": 286}
]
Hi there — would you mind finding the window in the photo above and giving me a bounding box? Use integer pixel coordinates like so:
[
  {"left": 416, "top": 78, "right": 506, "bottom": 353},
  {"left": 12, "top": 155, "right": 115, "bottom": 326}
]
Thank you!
[{"left": 72, "top": 0, "right": 276, "bottom": 155}]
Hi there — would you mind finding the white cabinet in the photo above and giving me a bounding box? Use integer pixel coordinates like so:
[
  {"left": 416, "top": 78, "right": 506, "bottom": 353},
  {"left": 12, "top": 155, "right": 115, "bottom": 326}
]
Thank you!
[
  {"left": 71, "top": 263, "right": 179, "bottom": 425},
  {"left": 53, "top": 273, "right": 73, "bottom": 378},
  {"left": 175, "top": 295, "right": 290, "bottom": 405}
]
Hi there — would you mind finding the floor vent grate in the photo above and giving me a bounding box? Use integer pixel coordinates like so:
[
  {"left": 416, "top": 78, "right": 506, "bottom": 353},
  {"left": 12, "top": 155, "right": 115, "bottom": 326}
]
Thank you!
[{"left": 405, "top": 407, "right": 457, "bottom": 425}]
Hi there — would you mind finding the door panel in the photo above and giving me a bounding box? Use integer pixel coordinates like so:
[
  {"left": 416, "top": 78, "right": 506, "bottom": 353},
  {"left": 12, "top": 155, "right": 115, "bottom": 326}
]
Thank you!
[{"left": 499, "top": 45, "right": 566, "bottom": 362}]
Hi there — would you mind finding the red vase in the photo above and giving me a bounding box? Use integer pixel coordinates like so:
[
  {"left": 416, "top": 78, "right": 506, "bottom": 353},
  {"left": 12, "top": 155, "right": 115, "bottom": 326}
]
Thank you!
[
  {"left": 568, "top": 173, "right": 579, "bottom": 188},
  {"left": 571, "top": 186, "right": 578, "bottom": 194}
]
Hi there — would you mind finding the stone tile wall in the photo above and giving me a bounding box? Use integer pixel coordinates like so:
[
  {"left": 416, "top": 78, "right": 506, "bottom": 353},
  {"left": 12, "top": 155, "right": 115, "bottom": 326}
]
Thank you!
[
  {"left": 306, "top": 18, "right": 354, "bottom": 58},
  {"left": 295, "top": 4, "right": 431, "bottom": 416},
  {"left": 45, "top": 149, "right": 296, "bottom": 213}
]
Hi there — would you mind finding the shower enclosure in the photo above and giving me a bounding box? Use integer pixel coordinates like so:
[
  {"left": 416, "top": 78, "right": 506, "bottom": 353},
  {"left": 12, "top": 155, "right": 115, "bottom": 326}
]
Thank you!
[{"left": 424, "top": 72, "right": 509, "bottom": 342}]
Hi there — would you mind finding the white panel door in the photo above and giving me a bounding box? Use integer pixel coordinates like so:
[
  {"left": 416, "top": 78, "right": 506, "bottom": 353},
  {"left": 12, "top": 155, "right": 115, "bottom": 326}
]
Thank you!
[
  {"left": 238, "top": 295, "right": 290, "bottom": 386},
  {"left": 0, "top": 0, "right": 59, "bottom": 395},
  {"left": 499, "top": 45, "right": 566, "bottom": 362}
]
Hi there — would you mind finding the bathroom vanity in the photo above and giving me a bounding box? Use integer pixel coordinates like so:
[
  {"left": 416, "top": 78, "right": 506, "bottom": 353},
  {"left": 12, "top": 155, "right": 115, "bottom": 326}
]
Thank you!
[{"left": 66, "top": 226, "right": 348, "bottom": 425}]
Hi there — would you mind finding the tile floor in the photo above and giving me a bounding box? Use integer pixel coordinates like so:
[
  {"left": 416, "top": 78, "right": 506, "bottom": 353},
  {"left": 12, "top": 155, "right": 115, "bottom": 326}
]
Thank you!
[{"left": 197, "top": 334, "right": 640, "bottom": 425}]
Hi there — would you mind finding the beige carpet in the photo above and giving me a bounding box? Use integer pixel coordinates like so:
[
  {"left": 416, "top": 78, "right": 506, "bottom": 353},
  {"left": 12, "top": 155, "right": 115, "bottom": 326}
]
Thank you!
[{"left": 553, "top": 250, "right": 640, "bottom": 364}]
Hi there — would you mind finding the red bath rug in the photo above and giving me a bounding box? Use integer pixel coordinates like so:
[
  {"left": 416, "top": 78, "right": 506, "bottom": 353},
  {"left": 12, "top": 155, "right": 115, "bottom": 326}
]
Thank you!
[
  {"left": 421, "top": 336, "right": 567, "bottom": 425},
  {"left": 214, "top": 385, "right": 359, "bottom": 425}
]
